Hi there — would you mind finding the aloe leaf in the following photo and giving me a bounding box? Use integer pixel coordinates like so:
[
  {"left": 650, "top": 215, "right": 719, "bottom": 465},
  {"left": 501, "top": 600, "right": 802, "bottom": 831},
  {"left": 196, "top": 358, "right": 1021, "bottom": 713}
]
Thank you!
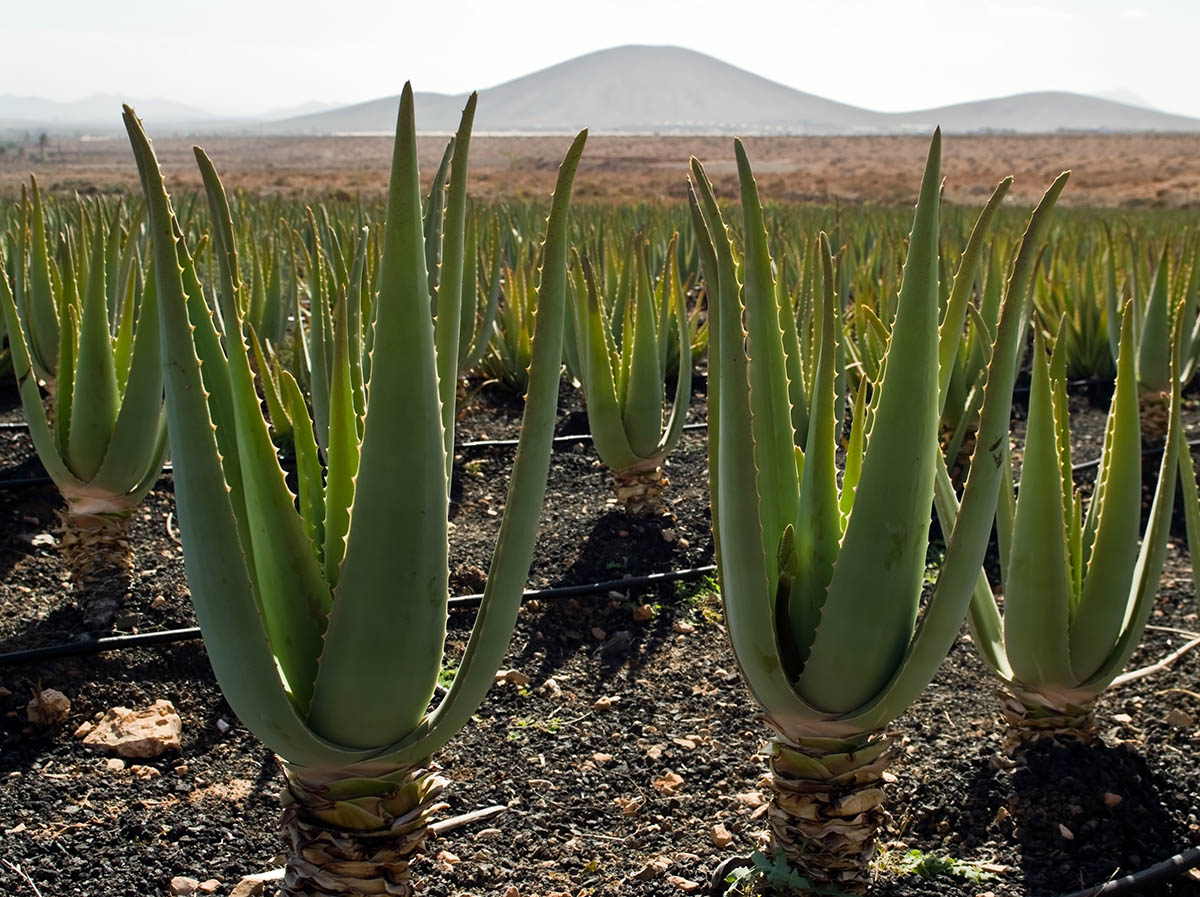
[
  {"left": 322, "top": 289, "right": 359, "bottom": 588},
  {"left": 802, "top": 132, "right": 942, "bottom": 713},
  {"left": 384, "top": 129, "right": 586, "bottom": 765},
  {"left": 123, "top": 106, "right": 366, "bottom": 768},
  {"left": 623, "top": 243, "right": 667, "bottom": 458},
  {"left": 249, "top": 324, "right": 293, "bottom": 442},
  {"left": 196, "top": 146, "right": 334, "bottom": 713},
  {"left": 88, "top": 257, "right": 166, "bottom": 499},
  {"left": 1004, "top": 330, "right": 1075, "bottom": 686},
  {"left": 691, "top": 157, "right": 820, "bottom": 735},
  {"left": 308, "top": 85, "right": 452, "bottom": 748},
  {"left": 938, "top": 177, "right": 1011, "bottom": 413},
  {"left": 787, "top": 233, "right": 842, "bottom": 674},
  {"left": 435, "top": 95, "right": 478, "bottom": 478},
  {"left": 27, "top": 177, "right": 60, "bottom": 382},
  {"left": 282, "top": 370, "right": 325, "bottom": 564},
  {"left": 1137, "top": 243, "right": 1173, "bottom": 395},
  {"left": 735, "top": 139, "right": 800, "bottom": 564},
  {"left": 66, "top": 221, "right": 121, "bottom": 482},
  {"left": 0, "top": 255, "right": 83, "bottom": 493},
  {"left": 656, "top": 249, "right": 693, "bottom": 458},
  {"left": 577, "top": 254, "right": 638, "bottom": 471},
  {"left": 54, "top": 296, "right": 76, "bottom": 460}
]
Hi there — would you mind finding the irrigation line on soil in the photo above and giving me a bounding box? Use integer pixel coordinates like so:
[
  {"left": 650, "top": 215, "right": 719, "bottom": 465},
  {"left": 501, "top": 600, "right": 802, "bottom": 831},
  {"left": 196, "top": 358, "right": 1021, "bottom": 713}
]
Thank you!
[
  {"left": 0, "top": 565, "right": 717, "bottom": 666},
  {"left": 3, "top": 430, "right": 1197, "bottom": 491}
]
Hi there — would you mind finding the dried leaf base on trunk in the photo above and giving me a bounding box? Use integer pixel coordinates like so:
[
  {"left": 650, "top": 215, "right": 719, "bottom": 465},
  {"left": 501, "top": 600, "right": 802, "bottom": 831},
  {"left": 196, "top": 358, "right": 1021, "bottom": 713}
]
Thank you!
[
  {"left": 612, "top": 465, "right": 670, "bottom": 516},
  {"left": 280, "top": 761, "right": 449, "bottom": 897},
  {"left": 59, "top": 509, "right": 133, "bottom": 630},
  {"left": 764, "top": 731, "right": 896, "bottom": 894},
  {"left": 1139, "top": 389, "right": 1169, "bottom": 445},
  {"left": 999, "top": 689, "right": 1098, "bottom": 752}
]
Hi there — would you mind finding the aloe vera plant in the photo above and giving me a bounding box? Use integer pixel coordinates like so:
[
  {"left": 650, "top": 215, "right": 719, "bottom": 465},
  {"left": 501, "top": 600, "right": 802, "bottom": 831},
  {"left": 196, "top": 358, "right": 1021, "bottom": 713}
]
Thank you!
[
  {"left": 0, "top": 196, "right": 166, "bottom": 627},
  {"left": 568, "top": 234, "right": 692, "bottom": 513},
  {"left": 123, "top": 89, "right": 585, "bottom": 896},
  {"left": 961, "top": 306, "right": 1181, "bottom": 746},
  {"left": 691, "top": 132, "right": 1064, "bottom": 891}
]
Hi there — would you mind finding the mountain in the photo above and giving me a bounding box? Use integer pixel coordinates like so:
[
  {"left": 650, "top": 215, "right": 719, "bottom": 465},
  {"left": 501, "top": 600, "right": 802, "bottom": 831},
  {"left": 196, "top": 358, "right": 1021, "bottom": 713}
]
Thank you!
[
  {"left": 268, "top": 45, "right": 1200, "bottom": 136},
  {"left": 0, "top": 93, "right": 213, "bottom": 128}
]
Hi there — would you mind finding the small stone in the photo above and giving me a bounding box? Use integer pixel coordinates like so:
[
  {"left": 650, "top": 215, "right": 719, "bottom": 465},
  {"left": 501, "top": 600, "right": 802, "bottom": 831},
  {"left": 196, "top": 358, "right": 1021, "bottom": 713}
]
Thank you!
[
  {"left": 436, "top": 850, "right": 460, "bottom": 866},
  {"left": 494, "top": 669, "right": 531, "bottom": 687},
  {"left": 539, "top": 678, "right": 562, "bottom": 700},
  {"left": 633, "top": 856, "right": 672, "bottom": 880},
  {"left": 1104, "top": 792, "right": 1124, "bottom": 807},
  {"left": 591, "top": 627, "right": 607, "bottom": 640},
  {"left": 1165, "top": 708, "right": 1194, "bottom": 728},
  {"left": 503, "top": 889, "right": 520, "bottom": 897},
  {"left": 672, "top": 737, "right": 697, "bottom": 750},
  {"left": 83, "top": 700, "right": 181, "bottom": 758},
  {"left": 672, "top": 620, "right": 695, "bottom": 634},
  {"left": 169, "top": 876, "right": 200, "bottom": 896},
  {"left": 1112, "top": 712, "right": 1133, "bottom": 725},
  {"left": 215, "top": 718, "right": 231, "bottom": 734},
  {"left": 592, "top": 696, "right": 617, "bottom": 711},
  {"left": 174, "top": 764, "right": 189, "bottom": 775},
  {"left": 592, "top": 753, "right": 614, "bottom": 765},
  {"left": 26, "top": 688, "right": 70, "bottom": 726},
  {"left": 617, "top": 530, "right": 629, "bottom": 538},
  {"left": 198, "top": 881, "right": 220, "bottom": 894},
  {"left": 710, "top": 822, "right": 734, "bottom": 848},
  {"left": 30, "top": 532, "right": 56, "bottom": 547},
  {"left": 615, "top": 795, "right": 644, "bottom": 816},
  {"left": 652, "top": 771, "right": 684, "bottom": 795},
  {"left": 668, "top": 875, "right": 701, "bottom": 892},
  {"left": 229, "top": 880, "right": 265, "bottom": 897},
  {"left": 131, "top": 764, "right": 162, "bottom": 780},
  {"left": 736, "top": 791, "right": 765, "bottom": 808},
  {"left": 150, "top": 595, "right": 167, "bottom": 610},
  {"left": 105, "top": 758, "right": 126, "bottom": 773},
  {"left": 74, "top": 721, "right": 94, "bottom": 739},
  {"left": 1059, "top": 823, "right": 1074, "bottom": 840},
  {"left": 633, "top": 604, "right": 656, "bottom": 622},
  {"left": 661, "top": 528, "right": 676, "bottom": 543},
  {"left": 474, "top": 828, "right": 503, "bottom": 841}
]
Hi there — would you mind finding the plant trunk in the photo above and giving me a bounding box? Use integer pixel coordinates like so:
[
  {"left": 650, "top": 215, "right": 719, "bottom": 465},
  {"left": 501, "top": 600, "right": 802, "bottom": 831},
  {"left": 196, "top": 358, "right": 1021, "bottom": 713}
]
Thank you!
[
  {"left": 764, "top": 730, "right": 895, "bottom": 894},
  {"left": 59, "top": 509, "right": 133, "bottom": 630},
  {"left": 999, "top": 688, "right": 1097, "bottom": 752},
  {"left": 612, "top": 465, "right": 670, "bottom": 515},
  {"left": 279, "top": 760, "right": 448, "bottom": 897}
]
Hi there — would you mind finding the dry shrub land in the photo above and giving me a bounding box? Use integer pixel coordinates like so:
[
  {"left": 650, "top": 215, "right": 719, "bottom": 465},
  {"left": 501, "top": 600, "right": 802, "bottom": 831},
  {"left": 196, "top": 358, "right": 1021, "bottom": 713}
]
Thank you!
[{"left": 4, "top": 132, "right": 1200, "bottom": 206}]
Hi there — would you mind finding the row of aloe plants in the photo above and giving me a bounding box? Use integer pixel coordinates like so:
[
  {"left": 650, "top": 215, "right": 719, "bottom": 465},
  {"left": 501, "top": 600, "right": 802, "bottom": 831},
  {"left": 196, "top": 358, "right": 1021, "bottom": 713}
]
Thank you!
[{"left": 0, "top": 94, "right": 1198, "bottom": 895}]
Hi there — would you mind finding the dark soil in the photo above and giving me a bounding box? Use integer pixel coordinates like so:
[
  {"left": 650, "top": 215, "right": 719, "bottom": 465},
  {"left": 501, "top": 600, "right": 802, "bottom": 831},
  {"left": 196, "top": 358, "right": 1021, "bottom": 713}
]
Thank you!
[{"left": 0, "top": 379, "right": 1197, "bottom": 897}]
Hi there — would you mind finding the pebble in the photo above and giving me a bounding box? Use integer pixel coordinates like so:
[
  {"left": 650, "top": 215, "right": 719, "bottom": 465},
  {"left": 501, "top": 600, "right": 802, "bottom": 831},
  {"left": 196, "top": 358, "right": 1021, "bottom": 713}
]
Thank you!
[
  {"left": 494, "top": 669, "right": 531, "bottom": 686},
  {"left": 131, "top": 764, "right": 162, "bottom": 780},
  {"left": 83, "top": 699, "right": 182, "bottom": 758},
  {"left": 26, "top": 688, "right": 71, "bottom": 726},
  {"left": 105, "top": 758, "right": 126, "bottom": 773},
  {"left": 229, "top": 880, "right": 264, "bottom": 897},
  {"left": 633, "top": 604, "right": 656, "bottom": 622},
  {"left": 709, "top": 822, "right": 734, "bottom": 848},
  {"left": 592, "top": 696, "right": 617, "bottom": 711},
  {"left": 198, "top": 882, "right": 220, "bottom": 894},
  {"left": 168, "top": 876, "right": 199, "bottom": 896},
  {"left": 668, "top": 875, "right": 701, "bottom": 891},
  {"left": 1165, "top": 708, "right": 1194, "bottom": 728}
]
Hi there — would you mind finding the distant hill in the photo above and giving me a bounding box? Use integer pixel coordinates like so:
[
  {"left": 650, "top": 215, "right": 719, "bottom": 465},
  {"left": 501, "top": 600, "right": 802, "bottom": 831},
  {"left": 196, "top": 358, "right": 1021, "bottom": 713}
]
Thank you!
[
  {"left": 268, "top": 45, "right": 1200, "bottom": 136},
  {"left": 5, "top": 47, "right": 1199, "bottom": 136}
]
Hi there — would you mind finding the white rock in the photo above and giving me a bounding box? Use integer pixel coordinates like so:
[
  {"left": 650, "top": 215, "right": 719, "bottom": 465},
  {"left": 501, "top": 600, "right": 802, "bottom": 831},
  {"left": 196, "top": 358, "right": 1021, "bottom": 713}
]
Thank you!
[{"left": 83, "top": 700, "right": 181, "bottom": 758}]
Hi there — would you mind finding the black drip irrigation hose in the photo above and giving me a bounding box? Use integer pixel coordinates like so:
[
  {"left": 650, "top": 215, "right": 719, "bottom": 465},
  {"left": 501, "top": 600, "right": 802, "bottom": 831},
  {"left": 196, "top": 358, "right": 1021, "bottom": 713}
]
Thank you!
[
  {"left": 708, "top": 846, "right": 1200, "bottom": 897},
  {"left": 0, "top": 564, "right": 717, "bottom": 667}
]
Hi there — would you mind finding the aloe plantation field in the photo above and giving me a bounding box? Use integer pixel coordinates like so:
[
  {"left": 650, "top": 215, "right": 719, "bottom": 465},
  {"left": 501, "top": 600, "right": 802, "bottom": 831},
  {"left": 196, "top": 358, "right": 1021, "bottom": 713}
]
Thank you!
[{"left": 0, "top": 99, "right": 1198, "bottom": 897}]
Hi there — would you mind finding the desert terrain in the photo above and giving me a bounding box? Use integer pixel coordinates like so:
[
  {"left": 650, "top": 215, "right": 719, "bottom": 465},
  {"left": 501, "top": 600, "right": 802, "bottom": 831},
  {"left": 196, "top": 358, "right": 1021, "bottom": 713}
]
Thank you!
[{"left": 3, "top": 131, "right": 1199, "bottom": 207}]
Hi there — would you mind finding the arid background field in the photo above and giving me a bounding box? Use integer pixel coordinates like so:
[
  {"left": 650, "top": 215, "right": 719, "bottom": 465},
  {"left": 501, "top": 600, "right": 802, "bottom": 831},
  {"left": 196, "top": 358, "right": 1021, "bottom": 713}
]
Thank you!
[{"left": 4, "top": 131, "right": 1200, "bottom": 207}]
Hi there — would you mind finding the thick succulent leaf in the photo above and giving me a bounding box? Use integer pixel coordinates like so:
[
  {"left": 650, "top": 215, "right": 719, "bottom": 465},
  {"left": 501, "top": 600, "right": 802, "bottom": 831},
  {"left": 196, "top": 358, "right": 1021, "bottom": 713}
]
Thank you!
[
  {"left": 26, "top": 178, "right": 60, "bottom": 382},
  {"left": 308, "top": 86, "right": 452, "bottom": 749},
  {"left": 196, "top": 147, "right": 333, "bottom": 714},
  {"left": 322, "top": 290, "right": 360, "bottom": 588},
  {"left": 0, "top": 257, "right": 84, "bottom": 493},
  {"left": 1179, "top": 439, "right": 1200, "bottom": 613},
  {"left": 938, "top": 177, "right": 1012, "bottom": 413},
  {"left": 1068, "top": 310, "right": 1141, "bottom": 678},
  {"left": 67, "top": 223, "right": 121, "bottom": 481},
  {"left": 435, "top": 95, "right": 477, "bottom": 478},
  {"left": 382, "top": 129, "right": 586, "bottom": 765},
  {"left": 282, "top": 370, "right": 325, "bottom": 564},
  {"left": 1136, "top": 244, "right": 1172, "bottom": 394},
  {"left": 577, "top": 254, "right": 639, "bottom": 471},
  {"left": 123, "top": 106, "right": 370, "bottom": 768},
  {"left": 623, "top": 247, "right": 667, "bottom": 459},
  {"left": 786, "top": 233, "right": 842, "bottom": 674},
  {"left": 691, "top": 158, "right": 824, "bottom": 737},
  {"left": 88, "top": 259, "right": 167, "bottom": 498},
  {"left": 801, "top": 132, "right": 942, "bottom": 713}
]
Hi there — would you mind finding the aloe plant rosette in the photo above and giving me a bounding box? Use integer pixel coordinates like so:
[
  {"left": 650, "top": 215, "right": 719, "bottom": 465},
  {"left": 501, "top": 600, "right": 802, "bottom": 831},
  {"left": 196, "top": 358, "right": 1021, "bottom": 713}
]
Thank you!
[
  {"left": 0, "top": 209, "right": 166, "bottom": 627},
  {"left": 123, "top": 90, "right": 585, "bottom": 897},
  {"left": 962, "top": 305, "right": 1182, "bottom": 746},
  {"left": 690, "top": 133, "right": 1065, "bottom": 890}
]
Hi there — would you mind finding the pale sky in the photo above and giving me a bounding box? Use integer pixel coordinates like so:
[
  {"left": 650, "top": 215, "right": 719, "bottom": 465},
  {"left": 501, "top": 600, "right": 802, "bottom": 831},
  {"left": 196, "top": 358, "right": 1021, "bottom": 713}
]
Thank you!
[{"left": 4, "top": 0, "right": 1198, "bottom": 119}]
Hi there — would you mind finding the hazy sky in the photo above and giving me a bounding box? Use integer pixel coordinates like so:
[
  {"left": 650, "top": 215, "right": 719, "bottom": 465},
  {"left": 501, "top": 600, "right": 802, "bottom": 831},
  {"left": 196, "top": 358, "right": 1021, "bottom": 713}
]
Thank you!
[{"left": 5, "top": 0, "right": 1198, "bottom": 118}]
